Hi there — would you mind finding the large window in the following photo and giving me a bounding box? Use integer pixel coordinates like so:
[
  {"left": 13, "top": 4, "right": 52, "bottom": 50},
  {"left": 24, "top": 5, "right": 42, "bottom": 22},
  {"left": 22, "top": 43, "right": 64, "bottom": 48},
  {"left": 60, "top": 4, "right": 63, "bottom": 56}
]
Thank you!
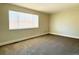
[{"left": 9, "top": 10, "right": 39, "bottom": 30}]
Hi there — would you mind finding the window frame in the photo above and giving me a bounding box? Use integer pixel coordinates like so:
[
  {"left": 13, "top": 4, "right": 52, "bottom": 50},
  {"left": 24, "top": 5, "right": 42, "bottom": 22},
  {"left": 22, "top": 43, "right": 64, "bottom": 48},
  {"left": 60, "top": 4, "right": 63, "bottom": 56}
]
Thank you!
[{"left": 9, "top": 10, "right": 39, "bottom": 30}]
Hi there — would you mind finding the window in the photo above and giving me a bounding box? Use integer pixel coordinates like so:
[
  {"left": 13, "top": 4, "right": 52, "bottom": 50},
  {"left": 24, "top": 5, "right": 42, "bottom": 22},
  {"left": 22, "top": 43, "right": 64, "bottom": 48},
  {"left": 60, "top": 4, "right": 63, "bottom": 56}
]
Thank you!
[{"left": 9, "top": 10, "right": 39, "bottom": 30}]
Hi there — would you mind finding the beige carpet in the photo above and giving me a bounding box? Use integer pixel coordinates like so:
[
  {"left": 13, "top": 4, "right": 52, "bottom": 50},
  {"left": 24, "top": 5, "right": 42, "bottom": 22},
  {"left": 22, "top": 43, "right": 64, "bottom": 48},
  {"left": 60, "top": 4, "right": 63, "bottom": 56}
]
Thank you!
[{"left": 0, "top": 34, "right": 79, "bottom": 55}]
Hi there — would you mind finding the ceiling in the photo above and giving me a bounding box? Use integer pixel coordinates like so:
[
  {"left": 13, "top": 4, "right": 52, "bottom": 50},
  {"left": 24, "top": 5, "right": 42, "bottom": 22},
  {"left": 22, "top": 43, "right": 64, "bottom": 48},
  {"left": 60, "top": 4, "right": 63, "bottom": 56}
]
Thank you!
[{"left": 12, "top": 3, "right": 79, "bottom": 14}]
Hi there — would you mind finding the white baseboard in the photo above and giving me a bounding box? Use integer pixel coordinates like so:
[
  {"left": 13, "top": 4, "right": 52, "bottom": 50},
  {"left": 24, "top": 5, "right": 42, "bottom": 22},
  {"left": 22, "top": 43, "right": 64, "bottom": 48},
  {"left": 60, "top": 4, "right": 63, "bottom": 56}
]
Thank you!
[
  {"left": 0, "top": 33, "right": 48, "bottom": 46},
  {"left": 49, "top": 33, "right": 79, "bottom": 39},
  {"left": 1, "top": 32, "right": 78, "bottom": 46}
]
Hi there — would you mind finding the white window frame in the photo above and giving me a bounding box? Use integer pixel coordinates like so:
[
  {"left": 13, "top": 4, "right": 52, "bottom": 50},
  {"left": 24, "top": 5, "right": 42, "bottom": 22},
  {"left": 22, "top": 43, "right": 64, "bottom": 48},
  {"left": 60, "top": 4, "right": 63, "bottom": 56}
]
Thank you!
[{"left": 9, "top": 10, "right": 39, "bottom": 30}]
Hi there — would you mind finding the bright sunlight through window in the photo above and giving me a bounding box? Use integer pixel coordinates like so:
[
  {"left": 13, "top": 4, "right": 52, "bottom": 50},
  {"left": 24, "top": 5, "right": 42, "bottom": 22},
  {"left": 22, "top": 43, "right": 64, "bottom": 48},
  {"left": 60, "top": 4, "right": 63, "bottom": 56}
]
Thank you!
[{"left": 9, "top": 10, "right": 39, "bottom": 30}]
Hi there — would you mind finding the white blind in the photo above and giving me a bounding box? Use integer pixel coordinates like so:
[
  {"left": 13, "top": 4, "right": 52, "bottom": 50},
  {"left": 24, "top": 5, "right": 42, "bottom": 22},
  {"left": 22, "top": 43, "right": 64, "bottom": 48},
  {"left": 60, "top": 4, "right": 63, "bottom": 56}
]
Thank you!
[{"left": 9, "top": 10, "right": 39, "bottom": 30}]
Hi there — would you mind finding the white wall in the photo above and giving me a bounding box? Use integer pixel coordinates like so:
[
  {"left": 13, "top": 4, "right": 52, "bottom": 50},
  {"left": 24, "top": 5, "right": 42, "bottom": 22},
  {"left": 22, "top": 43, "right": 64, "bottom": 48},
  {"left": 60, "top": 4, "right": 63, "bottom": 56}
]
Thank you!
[
  {"left": 0, "top": 4, "right": 49, "bottom": 46},
  {"left": 50, "top": 10, "right": 79, "bottom": 39},
  {"left": 1, "top": 4, "right": 79, "bottom": 46}
]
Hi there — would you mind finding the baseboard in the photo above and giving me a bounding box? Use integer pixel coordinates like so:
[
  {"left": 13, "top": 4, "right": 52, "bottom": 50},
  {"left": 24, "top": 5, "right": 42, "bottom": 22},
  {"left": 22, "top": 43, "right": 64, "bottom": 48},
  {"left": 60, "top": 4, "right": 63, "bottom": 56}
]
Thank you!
[
  {"left": 0, "top": 33, "right": 48, "bottom": 46},
  {"left": 49, "top": 33, "right": 79, "bottom": 39},
  {"left": 1, "top": 32, "right": 78, "bottom": 46}
]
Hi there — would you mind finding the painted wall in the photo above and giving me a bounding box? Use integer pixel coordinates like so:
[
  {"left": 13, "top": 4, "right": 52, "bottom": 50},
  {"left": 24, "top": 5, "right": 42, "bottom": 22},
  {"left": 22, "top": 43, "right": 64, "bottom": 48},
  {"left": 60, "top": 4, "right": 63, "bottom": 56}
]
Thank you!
[
  {"left": 0, "top": 4, "right": 49, "bottom": 45},
  {"left": 50, "top": 10, "right": 79, "bottom": 39}
]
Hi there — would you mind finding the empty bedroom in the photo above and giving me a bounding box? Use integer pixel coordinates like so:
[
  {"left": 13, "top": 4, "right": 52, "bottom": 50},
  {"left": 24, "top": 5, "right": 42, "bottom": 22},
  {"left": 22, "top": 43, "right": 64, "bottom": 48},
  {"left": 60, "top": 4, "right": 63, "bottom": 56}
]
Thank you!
[{"left": 0, "top": 3, "right": 79, "bottom": 55}]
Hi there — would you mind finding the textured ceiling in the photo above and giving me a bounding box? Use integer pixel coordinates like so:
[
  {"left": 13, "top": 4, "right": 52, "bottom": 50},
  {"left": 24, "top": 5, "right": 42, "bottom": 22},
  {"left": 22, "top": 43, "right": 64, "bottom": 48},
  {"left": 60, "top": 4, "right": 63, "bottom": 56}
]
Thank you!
[{"left": 12, "top": 3, "right": 79, "bottom": 14}]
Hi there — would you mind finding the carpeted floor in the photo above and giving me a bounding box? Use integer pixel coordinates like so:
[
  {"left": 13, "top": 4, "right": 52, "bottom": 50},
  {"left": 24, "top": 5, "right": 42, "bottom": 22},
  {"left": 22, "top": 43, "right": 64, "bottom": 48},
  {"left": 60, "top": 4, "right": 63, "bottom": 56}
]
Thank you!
[{"left": 0, "top": 34, "right": 79, "bottom": 55}]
